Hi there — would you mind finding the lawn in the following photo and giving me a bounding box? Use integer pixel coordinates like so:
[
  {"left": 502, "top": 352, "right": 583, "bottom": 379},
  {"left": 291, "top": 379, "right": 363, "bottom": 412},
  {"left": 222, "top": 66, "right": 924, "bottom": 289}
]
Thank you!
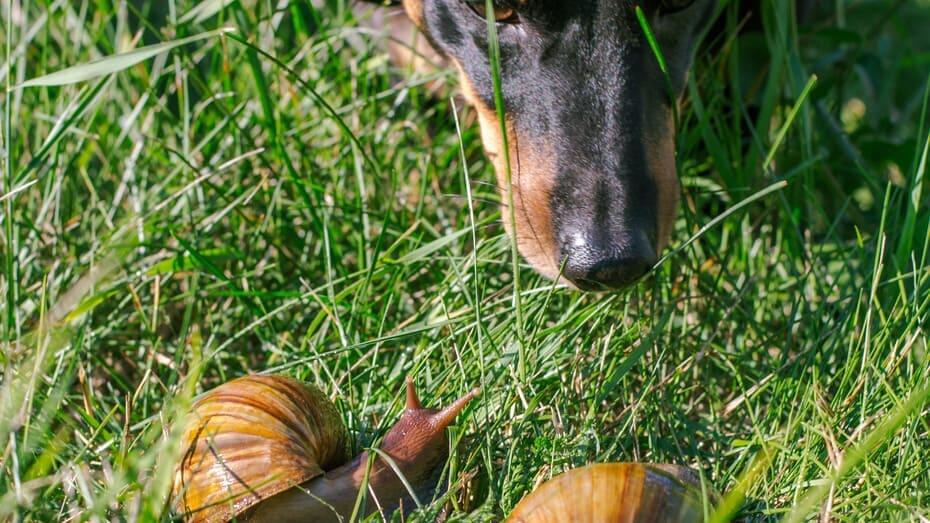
[{"left": 1, "top": 0, "right": 928, "bottom": 521}]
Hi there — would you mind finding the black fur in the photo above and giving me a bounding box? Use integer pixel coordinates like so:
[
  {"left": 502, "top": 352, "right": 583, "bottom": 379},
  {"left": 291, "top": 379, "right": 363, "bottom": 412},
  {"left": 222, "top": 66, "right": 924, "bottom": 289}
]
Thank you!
[{"left": 415, "top": 0, "right": 716, "bottom": 289}]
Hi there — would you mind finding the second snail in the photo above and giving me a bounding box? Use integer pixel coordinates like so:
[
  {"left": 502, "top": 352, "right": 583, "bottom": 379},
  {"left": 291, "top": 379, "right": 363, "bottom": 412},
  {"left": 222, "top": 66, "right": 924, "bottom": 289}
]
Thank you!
[{"left": 172, "top": 375, "right": 713, "bottom": 522}]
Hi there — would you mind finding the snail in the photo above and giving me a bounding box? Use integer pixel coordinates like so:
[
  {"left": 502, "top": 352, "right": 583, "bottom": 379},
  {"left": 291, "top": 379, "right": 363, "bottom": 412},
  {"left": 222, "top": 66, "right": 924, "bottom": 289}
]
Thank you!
[
  {"left": 174, "top": 375, "right": 710, "bottom": 523},
  {"left": 506, "top": 462, "right": 708, "bottom": 523},
  {"left": 173, "top": 374, "right": 480, "bottom": 523}
]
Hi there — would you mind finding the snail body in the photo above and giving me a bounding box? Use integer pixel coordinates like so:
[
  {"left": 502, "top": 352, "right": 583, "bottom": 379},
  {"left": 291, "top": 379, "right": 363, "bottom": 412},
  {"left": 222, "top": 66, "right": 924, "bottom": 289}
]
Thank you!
[
  {"left": 506, "top": 463, "right": 706, "bottom": 523},
  {"left": 173, "top": 375, "right": 479, "bottom": 523}
]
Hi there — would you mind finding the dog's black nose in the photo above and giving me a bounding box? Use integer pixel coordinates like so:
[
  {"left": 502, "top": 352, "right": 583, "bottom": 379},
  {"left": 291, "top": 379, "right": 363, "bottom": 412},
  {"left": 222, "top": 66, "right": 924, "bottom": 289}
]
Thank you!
[{"left": 560, "top": 233, "right": 657, "bottom": 290}]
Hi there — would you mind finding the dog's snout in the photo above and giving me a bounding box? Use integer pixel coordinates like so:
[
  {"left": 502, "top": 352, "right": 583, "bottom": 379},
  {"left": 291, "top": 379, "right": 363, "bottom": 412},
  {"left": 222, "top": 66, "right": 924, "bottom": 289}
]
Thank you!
[{"left": 559, "top": 232, "right": 657, "bottom": 290}]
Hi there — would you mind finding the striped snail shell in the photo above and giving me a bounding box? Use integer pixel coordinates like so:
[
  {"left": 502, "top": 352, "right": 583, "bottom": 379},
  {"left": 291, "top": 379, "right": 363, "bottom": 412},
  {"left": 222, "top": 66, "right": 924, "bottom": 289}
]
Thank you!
[
  {"left": 173, "top": 375, "right": 479, "bottom": 523},
  {"left": 506, "top": 463, "right": 707, "bottom": 523}
]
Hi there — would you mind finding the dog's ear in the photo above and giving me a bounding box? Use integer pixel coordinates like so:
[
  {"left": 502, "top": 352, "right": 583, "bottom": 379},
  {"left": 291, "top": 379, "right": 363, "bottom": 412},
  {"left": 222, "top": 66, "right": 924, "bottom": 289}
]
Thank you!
[{"left": 402, "top": 0, "right": 426, "bottom": 28}]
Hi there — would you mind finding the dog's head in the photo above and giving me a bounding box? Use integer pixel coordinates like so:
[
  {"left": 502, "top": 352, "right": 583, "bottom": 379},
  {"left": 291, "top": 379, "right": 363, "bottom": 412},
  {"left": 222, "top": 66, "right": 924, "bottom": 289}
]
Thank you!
[{"left": 401, "top": 0, "right": 715, "bottom": 290}]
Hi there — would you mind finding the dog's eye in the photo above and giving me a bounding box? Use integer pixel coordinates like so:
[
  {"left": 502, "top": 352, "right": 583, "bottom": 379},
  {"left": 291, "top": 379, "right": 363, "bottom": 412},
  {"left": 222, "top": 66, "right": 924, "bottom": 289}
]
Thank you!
[{"left": 467, "top": 2, "right": 520, "bottom": 24}]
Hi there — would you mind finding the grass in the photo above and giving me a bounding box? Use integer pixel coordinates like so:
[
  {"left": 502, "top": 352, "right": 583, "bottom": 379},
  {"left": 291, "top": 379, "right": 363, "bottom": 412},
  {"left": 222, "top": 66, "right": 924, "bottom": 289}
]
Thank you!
[{"left": 1, "top": 0, "right": 929, "bottom": 521}]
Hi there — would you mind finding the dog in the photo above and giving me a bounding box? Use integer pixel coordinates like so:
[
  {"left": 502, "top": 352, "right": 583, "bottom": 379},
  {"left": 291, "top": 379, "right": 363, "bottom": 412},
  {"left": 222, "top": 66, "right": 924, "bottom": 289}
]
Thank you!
[{"left": 355, "top": 1, "right": 728, "bottom": 290}]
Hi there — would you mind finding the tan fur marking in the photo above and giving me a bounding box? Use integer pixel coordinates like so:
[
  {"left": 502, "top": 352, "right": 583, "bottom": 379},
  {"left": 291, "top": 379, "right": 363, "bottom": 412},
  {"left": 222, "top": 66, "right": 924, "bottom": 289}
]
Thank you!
[
  {"left": 453, "top": 61, "right": 560, "bottom": 280},
  {"left": 402, "top": 0, "right": 425, "bottom": 29},
  {"left": 646, "top": 108, "right": 679, "bottom": 252}
]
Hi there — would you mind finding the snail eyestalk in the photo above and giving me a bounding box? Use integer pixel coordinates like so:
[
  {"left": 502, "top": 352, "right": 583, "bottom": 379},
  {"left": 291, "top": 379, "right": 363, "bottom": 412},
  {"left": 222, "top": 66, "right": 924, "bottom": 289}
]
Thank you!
[
  {"left": 430, "top": 387, "right": 481, "bottom": 429},
  {"left": 405, "top": 375, "right": 423, "bottom": 410}
]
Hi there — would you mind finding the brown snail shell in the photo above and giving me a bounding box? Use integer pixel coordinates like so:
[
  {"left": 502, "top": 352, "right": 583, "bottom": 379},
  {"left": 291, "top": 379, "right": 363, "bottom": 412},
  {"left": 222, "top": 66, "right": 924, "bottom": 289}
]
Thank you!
[
  {"left": 173, "top": 375, "right": 479, "bottom": 523},
  {"left": 506, "top": 463, "right": 706, "bottom": 523},
  {"left": 173, "top": 375, "right": 350, "bottom": 523}
]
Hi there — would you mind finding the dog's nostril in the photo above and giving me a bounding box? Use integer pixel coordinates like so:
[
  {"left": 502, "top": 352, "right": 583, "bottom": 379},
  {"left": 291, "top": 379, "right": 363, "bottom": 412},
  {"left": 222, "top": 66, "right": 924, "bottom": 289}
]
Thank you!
[{"left": 560, "top": 239, "right": 657, "bottom": 291}]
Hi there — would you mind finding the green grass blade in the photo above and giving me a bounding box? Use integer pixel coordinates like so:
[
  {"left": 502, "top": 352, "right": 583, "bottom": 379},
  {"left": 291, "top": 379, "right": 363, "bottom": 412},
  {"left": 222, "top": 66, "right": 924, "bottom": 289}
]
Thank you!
[
  {"left": 484, "top": 0, "right": 526, "bottom": 381},
  {"left": 895, "top": 74, "right": 930, "bottom": 268},
  {"left": 179, "top": 0, "right": 235, "bottom": 24},
  {"left": 12, "top": 28, "right": 234, "bottom": 89},
  {"left": 657, "top": 180, "right": 788, "bottom": 266},
  {"left": 763, "top": 75, "right": 818, "bottom": 173},
  {"left": 783, "top": 381, "right": 930, "bottom": 523},
  {"left": 3, "top": 0, "right": 14, "bottom": 344}
]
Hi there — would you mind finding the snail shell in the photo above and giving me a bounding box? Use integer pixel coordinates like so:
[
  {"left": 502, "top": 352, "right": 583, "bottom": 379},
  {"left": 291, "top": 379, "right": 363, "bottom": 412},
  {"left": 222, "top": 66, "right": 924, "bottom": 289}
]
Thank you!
[
  {"left": 173, "top": 375, "right": 350, "bottom": 523},
  {"left": 506, "top": 463, "right": 706, "bottom": 523},
  {"left": 173, "top": 375, "right": 479, "bottom": 523}
]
